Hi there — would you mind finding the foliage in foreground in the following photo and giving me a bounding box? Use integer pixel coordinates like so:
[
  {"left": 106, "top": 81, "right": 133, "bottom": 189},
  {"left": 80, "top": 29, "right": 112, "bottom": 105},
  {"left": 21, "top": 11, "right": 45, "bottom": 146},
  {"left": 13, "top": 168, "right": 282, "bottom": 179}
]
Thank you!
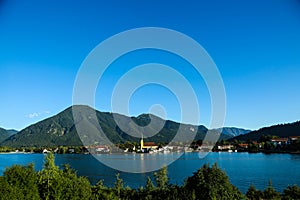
[{"left": 0, "top": 153, "right": 299, "bottom": 200}]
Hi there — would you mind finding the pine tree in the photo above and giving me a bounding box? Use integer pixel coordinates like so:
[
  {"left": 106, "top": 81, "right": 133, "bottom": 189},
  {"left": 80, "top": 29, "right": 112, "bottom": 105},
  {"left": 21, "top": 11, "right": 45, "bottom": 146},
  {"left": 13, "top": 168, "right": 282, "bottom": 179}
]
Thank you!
[{"left": 154, "top": 165, "right": 168, "bottom": 189}]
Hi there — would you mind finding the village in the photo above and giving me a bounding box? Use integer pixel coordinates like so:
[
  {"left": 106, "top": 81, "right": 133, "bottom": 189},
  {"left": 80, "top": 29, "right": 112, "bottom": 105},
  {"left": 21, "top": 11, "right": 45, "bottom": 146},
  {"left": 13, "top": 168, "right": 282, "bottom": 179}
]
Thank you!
[{"left": 2, "top": 135, "right": 299, "bottom": 155}]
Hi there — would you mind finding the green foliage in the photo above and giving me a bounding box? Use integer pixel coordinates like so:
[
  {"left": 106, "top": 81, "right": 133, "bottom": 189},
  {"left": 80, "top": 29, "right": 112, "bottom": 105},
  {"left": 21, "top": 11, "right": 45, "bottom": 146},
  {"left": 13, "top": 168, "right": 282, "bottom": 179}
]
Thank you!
[
  {"left": 282, "top": 185, "right": 300, "bottom": 200},
  {"left": 154, "top": 165, "right": 169, "bottom": 189},
  {"left": 0, "top": 164, "right": 40, "bottom": 199},
  {"left": 91, "top": 180, "right": 118, "bottom": 200},
  {"left": 145, "top": 176, "right": 155, "bottom": 192},
  {"left": 248, "top": 143, "right": 259, "bottom": 152},
  {"left": 1, "top": 155, "right": 299, "bottom": 200},
  {"left": 0, "top": 176, "right": 28, "bottom": 200},
  {"left": 289, "top": 139, "right": 300, "bottom": 152},
  {"left": 114, "top": 173, "right": 124, "bottom": 198},
  {"left": 184, "top": 163, "right": 244, "bottom": 200},
  {"left": 262, "top": 180, "right": 281, "bottom": 199},
  {"left": 246, "top": 184, "right": 263, "bottom": 200},
  {"left": 0, "top": 146, "right": 15, "bottom": 152},
  {"left": 37, "top": 153, "right": 92, "bottom": 200}
]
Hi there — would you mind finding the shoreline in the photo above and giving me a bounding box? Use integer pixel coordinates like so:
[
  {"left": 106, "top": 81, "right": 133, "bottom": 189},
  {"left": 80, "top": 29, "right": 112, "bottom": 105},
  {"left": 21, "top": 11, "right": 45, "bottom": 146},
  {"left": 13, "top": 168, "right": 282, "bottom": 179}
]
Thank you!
[{"left": 1, "top": 151, "right": 300, "bottom": 155}]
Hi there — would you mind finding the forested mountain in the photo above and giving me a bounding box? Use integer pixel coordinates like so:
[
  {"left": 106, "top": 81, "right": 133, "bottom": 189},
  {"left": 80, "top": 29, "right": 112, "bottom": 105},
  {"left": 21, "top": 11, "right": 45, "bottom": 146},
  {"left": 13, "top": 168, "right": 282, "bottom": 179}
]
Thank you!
[
  {"left": 0, "top": 128, "right": 17, "bottom": 143},
  {"left": 230, "top": 121, "right": 300, "bottom": 142},
  {"left": 214, "top": 127, "right": 250, "bottom": 137},
  {"left": 1, "top": 105, "right": 244, "bottom": 148}
]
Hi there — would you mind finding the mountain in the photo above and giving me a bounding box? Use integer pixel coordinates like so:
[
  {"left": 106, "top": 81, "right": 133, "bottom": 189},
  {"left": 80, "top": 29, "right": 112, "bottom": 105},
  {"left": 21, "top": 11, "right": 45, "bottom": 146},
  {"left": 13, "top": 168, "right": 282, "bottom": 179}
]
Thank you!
[
  {"left": 230, "top": 121, "right": 300, "bottom": 142},
  {"left": 1, "top": 105, "right": 244, "bottom": 148},
  {"left": 215, "top": 127, "right": 251, "bottom": 138},
  {"left": 0, "top": 128, "right": 17, "bottom": 143},
  {"left": 6, "top": 129, "right": 18, "bottom": 135}
]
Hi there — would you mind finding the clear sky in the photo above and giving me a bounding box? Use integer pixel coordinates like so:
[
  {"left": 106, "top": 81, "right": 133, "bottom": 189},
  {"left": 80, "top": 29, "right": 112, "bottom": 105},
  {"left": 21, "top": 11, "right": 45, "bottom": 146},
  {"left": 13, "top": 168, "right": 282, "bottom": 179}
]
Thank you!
[{"left": 1, "top": 0, "right": 300, "bottom": 131}]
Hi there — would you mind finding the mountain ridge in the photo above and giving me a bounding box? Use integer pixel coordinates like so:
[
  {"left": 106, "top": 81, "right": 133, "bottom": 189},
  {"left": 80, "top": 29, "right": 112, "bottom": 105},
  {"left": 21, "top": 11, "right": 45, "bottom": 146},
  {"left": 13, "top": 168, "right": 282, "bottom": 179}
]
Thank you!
[
  {"left": 0, "top": 128, "right": 18, "bottom": 143},
  {"left": 230, "top": 121, "right": 300, "bottom": 141},
  {"left": 1, "top": 105, "right": 247, "bottom": 148}
]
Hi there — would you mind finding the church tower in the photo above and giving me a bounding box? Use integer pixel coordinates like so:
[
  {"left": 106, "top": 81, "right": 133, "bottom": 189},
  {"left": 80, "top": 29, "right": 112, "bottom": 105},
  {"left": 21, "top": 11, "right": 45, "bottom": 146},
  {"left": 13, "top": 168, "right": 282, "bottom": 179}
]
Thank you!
[{"left": 140, "top": 135, "right": 144, "bottom": 150}]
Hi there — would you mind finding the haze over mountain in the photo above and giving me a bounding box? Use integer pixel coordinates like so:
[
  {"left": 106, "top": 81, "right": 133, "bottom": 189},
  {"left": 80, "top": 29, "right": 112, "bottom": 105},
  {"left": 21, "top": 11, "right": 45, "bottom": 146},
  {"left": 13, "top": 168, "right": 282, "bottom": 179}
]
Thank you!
[
  {"left": 230, "top": 121, "right": 300, "bottom": 142},
  {"left": 214, "top": 127, "right": 251, "bottom": 138},
  {"left": 0, "top": 105, "right": 248, "bottom": 148},
  {"left": 0, "top": 128, "right": 18, "bottom": 143}
]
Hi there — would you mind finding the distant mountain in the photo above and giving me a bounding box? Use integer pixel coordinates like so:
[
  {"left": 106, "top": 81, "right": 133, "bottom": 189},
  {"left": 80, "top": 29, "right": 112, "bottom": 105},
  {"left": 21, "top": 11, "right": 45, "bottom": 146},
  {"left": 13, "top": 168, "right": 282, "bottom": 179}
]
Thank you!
[
  {"left": 230, "top": 121, "right": 300, "bottom": 142},
  {"left": 0, "top": 128, "right": 17, "bottom": 143},
  {"left": 6, "top": 129, "right": 18, "bottom": 135},
  {"left": 215, "top": 127, "right": 251, "bottom": 138},
  {"left": 1, "top": 105, "right": 245, "bottom": 148}
]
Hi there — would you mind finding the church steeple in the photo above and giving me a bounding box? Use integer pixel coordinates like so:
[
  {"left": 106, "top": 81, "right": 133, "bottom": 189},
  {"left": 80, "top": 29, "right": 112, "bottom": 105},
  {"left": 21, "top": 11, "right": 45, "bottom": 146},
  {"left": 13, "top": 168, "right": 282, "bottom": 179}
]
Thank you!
[{"left": 140, "top": 135, "right": 144, "bottom": 150}]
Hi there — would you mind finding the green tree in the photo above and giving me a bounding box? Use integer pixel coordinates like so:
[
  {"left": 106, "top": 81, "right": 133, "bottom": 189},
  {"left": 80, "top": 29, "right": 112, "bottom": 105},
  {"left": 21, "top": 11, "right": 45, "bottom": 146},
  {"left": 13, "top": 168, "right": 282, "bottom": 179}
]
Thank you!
[
  {"left": 38, "top": 153, "right": 60, "bottom": 199},
  {"left": 0, "top": 176, "right": 24, "bottom": 200},
  {"left": 58, "top": 164, "right": 92, "bottom": 199},
  {"left": 145, "top": 176, "right": 155, "bottom": 192},
  {"left": 0, "top": 164, "right": 40, "bottom": 200},
  {"left": 91, "top": 180, "right": 117, "bottom": 200},
  {"left": 184, "top": 163, "right": 244, "bottom": 200},
  {"left": 263, "top": 180, "right": 281, "bottom": 200},
  {"left": 114, "top": 173, "right": 124, "bottom": 198},
  {"left": 246, "top": 184, "right": 263, "bottom": 200},
  {"left": 154, "top": 165, "right": 169, "bottom": 189},
  {"left": 38, "top": 153, "right": 91, "bottom": 200},
  {"left": 282, "top": 185, "right": 300, "bottom": 200}
]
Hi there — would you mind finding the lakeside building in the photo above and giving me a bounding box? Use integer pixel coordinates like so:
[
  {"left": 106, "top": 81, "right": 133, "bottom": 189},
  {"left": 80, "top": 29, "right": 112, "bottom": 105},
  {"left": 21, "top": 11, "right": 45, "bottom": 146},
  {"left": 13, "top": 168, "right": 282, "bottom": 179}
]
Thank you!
[
  {"left": 238, "top": 143, "right": 249, "bottom": 149},
  {"left": 140, "top": 137, "right": 158, "bottom": 152},
  {"left": 270, "top": 138, "right": 288, "bottom": 146},
  {"left": 86, "top": 145, "right": 110, "bottom": 154},
  {"left": 217, "top": 145, "right": 234, "bottom": 151}
]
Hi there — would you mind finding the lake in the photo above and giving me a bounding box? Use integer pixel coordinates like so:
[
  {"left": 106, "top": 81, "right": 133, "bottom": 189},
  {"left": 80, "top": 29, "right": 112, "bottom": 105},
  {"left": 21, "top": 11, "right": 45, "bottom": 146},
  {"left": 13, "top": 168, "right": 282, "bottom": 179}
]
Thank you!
[{"left": 0, "top": 152, "right": 300, "bottom": 193}]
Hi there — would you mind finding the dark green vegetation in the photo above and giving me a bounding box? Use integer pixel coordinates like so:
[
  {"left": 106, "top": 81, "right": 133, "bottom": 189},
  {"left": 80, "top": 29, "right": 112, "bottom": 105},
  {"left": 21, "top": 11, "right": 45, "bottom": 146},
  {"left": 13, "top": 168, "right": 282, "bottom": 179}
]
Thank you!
[
  {"left": 0, "top": 153, "right": 299, "bottom": 200},
  {"left": 231, "top": 121, "right": 300, "bottom": 142},
  {"left": 0, "top": 105, "right": 247, "bottom": 148},
  {"left": 0, "top": 128, "right": 17, "bottom": 143},
  {"left": 223, "top": 121, "right": 300, "bottom": 153}
]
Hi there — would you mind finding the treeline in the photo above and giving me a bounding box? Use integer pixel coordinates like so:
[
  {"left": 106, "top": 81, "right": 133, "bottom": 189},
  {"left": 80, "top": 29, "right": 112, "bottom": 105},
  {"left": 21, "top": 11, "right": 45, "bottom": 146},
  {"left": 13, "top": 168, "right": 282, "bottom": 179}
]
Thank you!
[
  {"left": 0, "top": 154, "right": 299, "bottom": 200},
  {"left": 220, "top": 135, "right": 300, "bottom": 153},
  {"left": 0, "top": 146, "right": 84, "bottom": 154}
]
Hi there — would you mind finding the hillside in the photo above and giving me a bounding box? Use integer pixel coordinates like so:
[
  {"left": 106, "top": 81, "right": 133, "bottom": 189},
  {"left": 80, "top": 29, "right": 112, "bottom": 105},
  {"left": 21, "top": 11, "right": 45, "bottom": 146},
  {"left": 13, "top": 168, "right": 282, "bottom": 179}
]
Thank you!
[
  {"left": 0, "top": 128, "right": 17, "bottom": 143},
  {"left": 1, "top": 105, "right": 241, "bottom": 148},
  {"left": 230, "top": 121, "right": 300, "bottom": 141}
]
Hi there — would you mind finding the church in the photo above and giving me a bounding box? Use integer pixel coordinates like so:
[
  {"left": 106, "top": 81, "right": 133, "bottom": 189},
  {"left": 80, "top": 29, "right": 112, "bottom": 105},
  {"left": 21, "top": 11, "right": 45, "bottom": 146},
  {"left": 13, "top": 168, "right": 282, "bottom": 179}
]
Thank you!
[{"left": 140, "top": 137, "right": 158, "bottom": 151}]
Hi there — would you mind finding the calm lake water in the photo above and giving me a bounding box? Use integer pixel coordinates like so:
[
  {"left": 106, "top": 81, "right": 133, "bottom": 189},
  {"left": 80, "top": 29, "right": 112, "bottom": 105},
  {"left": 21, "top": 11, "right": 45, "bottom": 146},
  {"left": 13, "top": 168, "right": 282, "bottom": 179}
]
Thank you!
[{"left": 0, "top": 152, "right": 300, "bottom": 193}]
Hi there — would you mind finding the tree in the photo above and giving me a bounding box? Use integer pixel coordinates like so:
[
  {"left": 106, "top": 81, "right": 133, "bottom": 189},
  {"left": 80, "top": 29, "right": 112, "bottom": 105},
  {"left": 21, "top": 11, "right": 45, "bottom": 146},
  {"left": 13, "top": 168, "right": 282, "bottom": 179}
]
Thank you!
[
  {"left": 0, "top": 164, "right": 40, "bottom": 199},
  {"left": 145, "top": 176, "right": 155, "bottom": 192},
  {"left": 38, "top": 153, "right": 91, "bottom": 200},
  {"left": 58, "top": 164, "right": 92, "bottom": 199},
  {"left": 263, "top": 180, "right": 281, "bottom": 200},
  {"left": 38, "top": 153, "right": 60, "bottom": 199},
  {"left": 246, "top": 184, "right": 263, "bottom": 200},
  {"left": 283, "top": 185, "right": 300, "bottom": 200},
  {"left": 0, "top": 176, "right": 24, "bottom": 200},
  {"left": 184, "top": 163, "right": 244, "bottom": 200},
  {"left": 154, "top": 165, "right": 169, "bottom": 189},
  {"left": 248, "top": 143, "right": 259, "bottom": 152},
  {"left": 91, "top": 180, "right": 117, "bottom": 200},
  {"left": 114, "top": 173, "right": 124, "bottom": 198}
]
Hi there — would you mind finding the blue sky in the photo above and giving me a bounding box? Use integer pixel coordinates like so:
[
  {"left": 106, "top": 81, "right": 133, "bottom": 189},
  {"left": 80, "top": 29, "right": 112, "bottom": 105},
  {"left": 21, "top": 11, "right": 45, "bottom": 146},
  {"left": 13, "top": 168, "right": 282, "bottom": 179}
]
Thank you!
[{"left": 0, "top": 0, "right": 300, "bottom": 131}]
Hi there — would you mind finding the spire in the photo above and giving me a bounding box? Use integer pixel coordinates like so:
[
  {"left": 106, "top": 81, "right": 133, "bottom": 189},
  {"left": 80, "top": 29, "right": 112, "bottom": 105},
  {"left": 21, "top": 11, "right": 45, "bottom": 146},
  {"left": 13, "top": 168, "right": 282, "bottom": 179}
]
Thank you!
[{"left": 140, "top": 134, "right": 144, "bottom": 150}]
